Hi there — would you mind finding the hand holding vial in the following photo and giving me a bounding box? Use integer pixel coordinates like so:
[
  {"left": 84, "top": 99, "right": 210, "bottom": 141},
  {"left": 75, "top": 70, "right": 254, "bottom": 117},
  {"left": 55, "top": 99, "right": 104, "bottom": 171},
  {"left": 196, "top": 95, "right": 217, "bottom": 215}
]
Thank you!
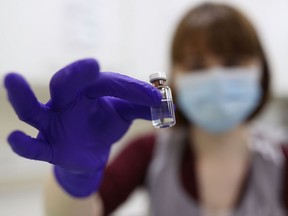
[{"left": 4, "top": 59, "right": 162, "bottom": 197}]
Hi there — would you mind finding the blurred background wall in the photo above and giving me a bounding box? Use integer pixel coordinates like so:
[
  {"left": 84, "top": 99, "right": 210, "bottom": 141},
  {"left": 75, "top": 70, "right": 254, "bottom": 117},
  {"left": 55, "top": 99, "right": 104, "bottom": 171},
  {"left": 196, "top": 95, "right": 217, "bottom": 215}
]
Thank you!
[{"left": 0, "top": 0, "right": 288, "bottom": 215}]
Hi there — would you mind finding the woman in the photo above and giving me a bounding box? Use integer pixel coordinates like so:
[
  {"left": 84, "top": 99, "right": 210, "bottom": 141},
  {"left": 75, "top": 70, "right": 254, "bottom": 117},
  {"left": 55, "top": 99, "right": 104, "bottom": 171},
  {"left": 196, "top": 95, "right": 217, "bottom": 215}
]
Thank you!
[
  {"left": 96, "top": 3, "right": 287, "bottom": 215},
  {"left": 4, "top": 2, "right": 288, "bottom": 216}
]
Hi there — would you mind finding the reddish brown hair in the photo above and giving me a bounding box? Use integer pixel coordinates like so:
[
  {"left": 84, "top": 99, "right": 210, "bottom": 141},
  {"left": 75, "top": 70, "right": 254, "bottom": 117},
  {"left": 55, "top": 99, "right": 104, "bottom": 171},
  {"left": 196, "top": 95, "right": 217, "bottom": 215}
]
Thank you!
[{"left": 170, "top": 2, "right": 271, "bottom": 126}]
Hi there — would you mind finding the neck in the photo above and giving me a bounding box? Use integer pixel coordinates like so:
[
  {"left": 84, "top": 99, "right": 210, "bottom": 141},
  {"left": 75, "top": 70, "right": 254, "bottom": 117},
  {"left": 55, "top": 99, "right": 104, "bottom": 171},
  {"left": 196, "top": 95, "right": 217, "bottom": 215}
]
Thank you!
[{"left": 190, "top": 125, "right": 251, "bottom": 159}]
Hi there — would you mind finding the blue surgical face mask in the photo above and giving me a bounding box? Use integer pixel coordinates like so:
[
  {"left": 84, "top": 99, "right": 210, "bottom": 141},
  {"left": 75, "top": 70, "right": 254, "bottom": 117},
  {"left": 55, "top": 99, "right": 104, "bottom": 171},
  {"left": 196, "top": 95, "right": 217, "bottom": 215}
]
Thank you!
[{"left": 175, "top": 65, "right": 262, "bottom": 134}]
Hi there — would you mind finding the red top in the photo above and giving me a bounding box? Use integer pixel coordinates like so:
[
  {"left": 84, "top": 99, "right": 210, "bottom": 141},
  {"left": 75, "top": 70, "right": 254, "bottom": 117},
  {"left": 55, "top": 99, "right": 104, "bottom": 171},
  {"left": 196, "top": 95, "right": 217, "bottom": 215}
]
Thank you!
[{"left": 99, "top": 133, "right": 288, "bottom": 215}]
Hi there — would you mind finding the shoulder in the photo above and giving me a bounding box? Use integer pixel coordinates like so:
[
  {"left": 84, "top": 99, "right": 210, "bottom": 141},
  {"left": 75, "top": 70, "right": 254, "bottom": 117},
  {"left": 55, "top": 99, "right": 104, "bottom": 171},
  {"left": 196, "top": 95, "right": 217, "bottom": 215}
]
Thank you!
[
  {"left": 123, "top": 132, "right": 157, "bottom": 157},
  {"left": 250, "top": 124, "right": 288, "bottom": 210},
  {"left": 249, "top": 124, "right": 288, "bottom": 165}
]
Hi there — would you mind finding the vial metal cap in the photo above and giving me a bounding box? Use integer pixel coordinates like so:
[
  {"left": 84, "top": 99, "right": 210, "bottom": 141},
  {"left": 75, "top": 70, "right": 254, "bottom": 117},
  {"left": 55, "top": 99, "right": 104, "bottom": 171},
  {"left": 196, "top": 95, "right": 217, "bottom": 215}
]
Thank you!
[{"left": 149, "top": 72, "right": 167, "bottom": 82}]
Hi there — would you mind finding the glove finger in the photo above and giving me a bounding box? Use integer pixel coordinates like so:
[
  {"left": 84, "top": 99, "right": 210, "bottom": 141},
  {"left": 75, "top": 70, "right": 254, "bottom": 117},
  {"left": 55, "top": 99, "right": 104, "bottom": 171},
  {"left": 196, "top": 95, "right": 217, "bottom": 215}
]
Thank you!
[
  {"left": 108, "top": 97, "right": 153, "bottom": 121},
  {"left": 49, "top": 58, "right": 100, "bottom": 109},
  {"left": 8, "top": 130, "right": 52, "bottom": 162},
  {"left": 83, "top": 72, "right": 161, "bottom": 106},
  {"left": 4, "top": 73, "right": 49, "bottom": 130}
]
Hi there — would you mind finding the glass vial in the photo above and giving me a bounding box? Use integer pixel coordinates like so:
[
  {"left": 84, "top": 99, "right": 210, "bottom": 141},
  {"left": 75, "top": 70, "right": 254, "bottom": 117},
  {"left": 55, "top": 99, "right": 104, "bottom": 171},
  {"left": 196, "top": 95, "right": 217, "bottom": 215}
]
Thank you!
[{"left": 149, "top": 72, "right": 176, "bottom": 128}]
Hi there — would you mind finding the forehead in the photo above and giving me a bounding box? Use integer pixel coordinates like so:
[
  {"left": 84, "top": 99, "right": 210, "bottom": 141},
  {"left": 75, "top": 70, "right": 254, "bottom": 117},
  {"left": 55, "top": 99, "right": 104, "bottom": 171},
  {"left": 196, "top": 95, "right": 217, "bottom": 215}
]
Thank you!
[
  {"left": 176, "top": 54, "right": 260, "bottom": 71},
  {"left": 171, "top": 56, "right": 263, "bottom": 82}
]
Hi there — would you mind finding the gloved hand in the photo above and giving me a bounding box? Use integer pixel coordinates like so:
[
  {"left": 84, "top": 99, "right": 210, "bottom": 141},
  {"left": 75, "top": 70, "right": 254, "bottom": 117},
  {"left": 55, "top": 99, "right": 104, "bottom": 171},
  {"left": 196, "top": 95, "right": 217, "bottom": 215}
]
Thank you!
[{"left": 4, "top": 58, "right": 161, "bottom": 197}]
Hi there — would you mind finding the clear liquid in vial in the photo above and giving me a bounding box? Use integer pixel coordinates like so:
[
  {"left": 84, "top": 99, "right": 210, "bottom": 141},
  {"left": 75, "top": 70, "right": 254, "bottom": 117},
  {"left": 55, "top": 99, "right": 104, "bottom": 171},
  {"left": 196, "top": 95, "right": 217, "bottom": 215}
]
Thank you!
[{"left": 151, "top": 99, "right": 175, "bottom": 128}]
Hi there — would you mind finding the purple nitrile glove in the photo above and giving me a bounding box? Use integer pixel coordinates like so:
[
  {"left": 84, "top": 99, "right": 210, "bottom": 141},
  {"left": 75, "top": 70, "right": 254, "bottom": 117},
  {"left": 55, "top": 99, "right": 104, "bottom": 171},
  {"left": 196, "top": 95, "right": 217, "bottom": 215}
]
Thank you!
[{"left": 4, "top": 58, "right": 161, "bottom": 197}]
